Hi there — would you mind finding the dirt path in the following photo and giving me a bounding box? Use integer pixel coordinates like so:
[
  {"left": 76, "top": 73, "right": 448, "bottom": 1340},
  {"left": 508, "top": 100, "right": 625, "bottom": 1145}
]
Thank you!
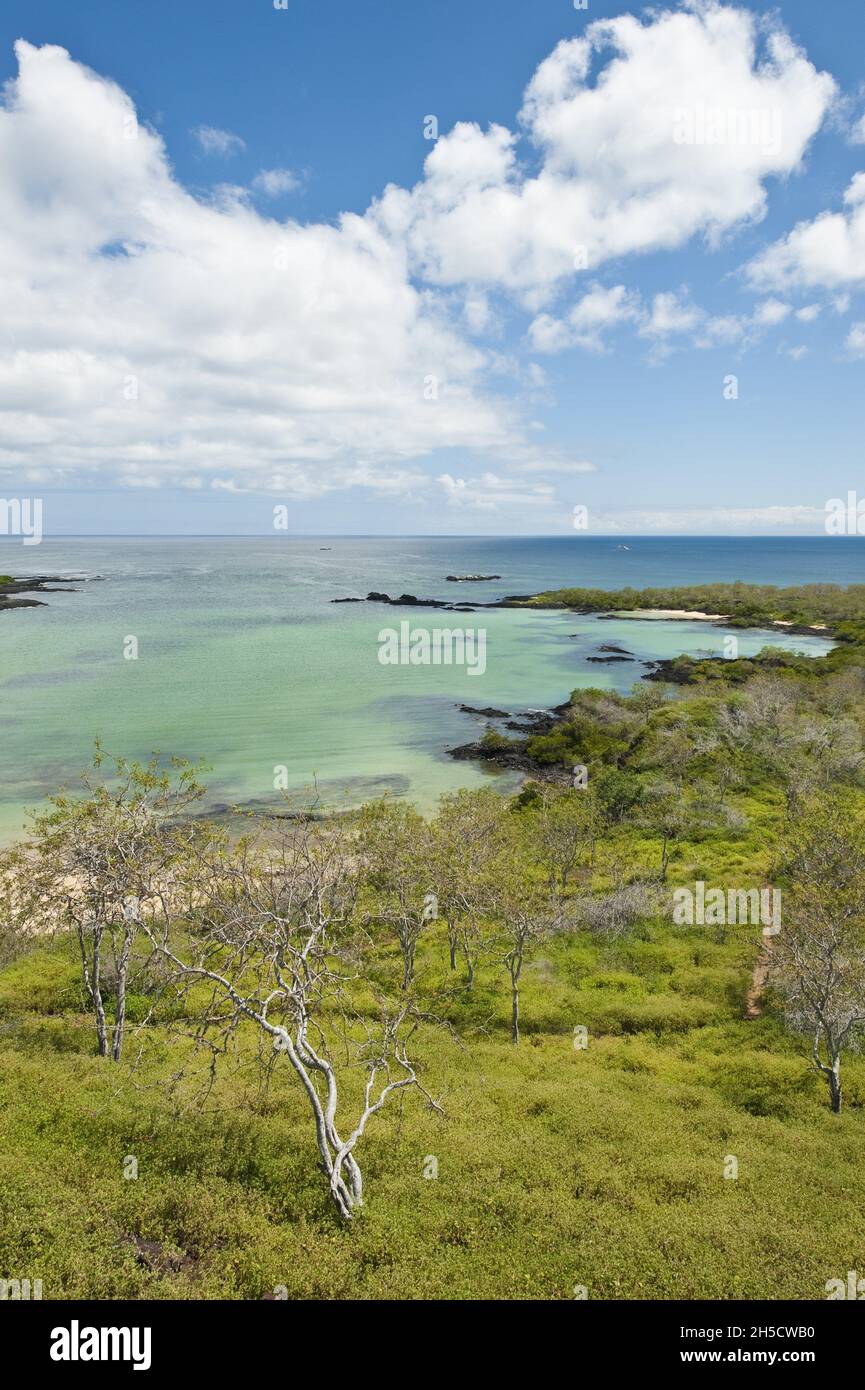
[{"left": 745, "top": 938, "right": 774, "bottom": 1019}]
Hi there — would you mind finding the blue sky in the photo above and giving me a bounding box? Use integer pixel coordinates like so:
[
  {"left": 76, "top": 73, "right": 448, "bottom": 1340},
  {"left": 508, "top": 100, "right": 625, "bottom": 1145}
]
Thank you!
[{"left": 1, "top": 0, "right": 865, "bottom": 535}]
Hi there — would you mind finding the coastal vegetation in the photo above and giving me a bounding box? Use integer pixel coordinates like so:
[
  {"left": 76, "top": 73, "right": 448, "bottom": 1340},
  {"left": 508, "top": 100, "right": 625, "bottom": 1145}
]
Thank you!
[
  {"left": 2, "top": 582, "right": 865, "bottom": 1299},
  {"left": 510, "top": 580, "right": 865, "bottom": 634}
]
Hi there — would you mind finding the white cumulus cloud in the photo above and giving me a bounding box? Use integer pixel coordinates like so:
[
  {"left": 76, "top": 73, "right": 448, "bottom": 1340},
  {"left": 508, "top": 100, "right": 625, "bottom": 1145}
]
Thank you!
[
  {"left": 0, "top": 41, "right": 531, "bottom": 494},
  {"left": 371, "top": 2, "right": 834, "bottom": 300},
  {"left": 746, "top": 172, "right": 865, "bottom": 291}
]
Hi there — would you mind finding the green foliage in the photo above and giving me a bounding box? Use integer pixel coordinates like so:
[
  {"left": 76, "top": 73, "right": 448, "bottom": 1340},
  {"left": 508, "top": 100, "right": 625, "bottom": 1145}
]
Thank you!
[
  {"left": 516, "top": 580, "right": 865, "bottom": 630},
  {"left": 479, "top": 726, "right": 514, "bottom": 753},
  {"left": 4, "top": 584, "right": 865, "bottom": 1296},
  {"left": 2, "top": 924, "right": 864, "bottom": 1298}
]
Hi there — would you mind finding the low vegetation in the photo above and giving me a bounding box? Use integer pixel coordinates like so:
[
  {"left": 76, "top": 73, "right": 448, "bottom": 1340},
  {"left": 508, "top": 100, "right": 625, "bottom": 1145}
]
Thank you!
[{"left": 2, "top": 584, "right": 865, "bottom": 1299}]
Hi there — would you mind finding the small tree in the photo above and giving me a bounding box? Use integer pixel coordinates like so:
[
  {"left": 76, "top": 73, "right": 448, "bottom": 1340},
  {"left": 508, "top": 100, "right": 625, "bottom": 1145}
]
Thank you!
[
  {"left": 491, "top": 864, "right": 562, "bottom": 1043},
  {"left": 640, "top": 781, "right": 692, "bottom": 882},
  {"left": 528, "top": 784, "right": 600, "bottom": 895},
  {"left": 430, "top": 788, "right": 507, "bottom": 982},
  {"left": 357, "top": 800, "right": 434, "bottom": 989},
  {"left": 773, "top": 799, "right": 865, "bottom": 1113},
  {"left": 16, "top": 747, "right": 204, "bottom": 1061},
  {"left": 144, "top": 811, "right": 441, "bottom": 1220},
  {"left": 627, "top": 681, "right": 667, "bottom": 727}
]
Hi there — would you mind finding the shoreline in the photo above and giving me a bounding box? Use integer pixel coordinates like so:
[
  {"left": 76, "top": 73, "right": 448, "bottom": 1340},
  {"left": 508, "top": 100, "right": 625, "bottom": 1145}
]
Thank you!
[
  {"left": 0, "top": 573, "right": 845, "bottom": 829},
  {"left": 331, "top": 590, "right": 840, "bottom": 641},
  {"left": 443, "top": 593, "right": 840, "bottom": 782}
]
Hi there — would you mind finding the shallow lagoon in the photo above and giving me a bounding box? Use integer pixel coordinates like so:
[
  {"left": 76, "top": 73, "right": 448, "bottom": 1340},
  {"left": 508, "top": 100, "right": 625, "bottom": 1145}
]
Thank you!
[{"left": 0, "top": 536, "right": 839, "bottom": 841}]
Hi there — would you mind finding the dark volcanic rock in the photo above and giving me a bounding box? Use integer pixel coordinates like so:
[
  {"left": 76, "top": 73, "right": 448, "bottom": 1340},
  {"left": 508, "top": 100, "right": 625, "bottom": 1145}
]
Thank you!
[
  {"left": 367, "top": 590, "right": 449, "bottom": 608},
  {"left": 448, "top": 739, "right": 533, "bottom": 770},
  {"left": 332, "top": 590, "right": 483, "bottom": 611},
  {"left": 643, "top": 659, "right": 691, "bottom": 683},
  {"left": 0, "top": 575, "right": 88, "bottom": 613},
  {"left": 458, "top": 704, "right": 511, "bottom": 717},
  {"left": 360, "top": 591, "right": 480, "bottom": 612}
]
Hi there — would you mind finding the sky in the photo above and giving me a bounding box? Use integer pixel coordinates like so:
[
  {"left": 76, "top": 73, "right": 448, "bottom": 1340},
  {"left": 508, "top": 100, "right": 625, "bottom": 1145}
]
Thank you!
[{"left": 1, "top": 0, "right": 865, "bottom": 536}]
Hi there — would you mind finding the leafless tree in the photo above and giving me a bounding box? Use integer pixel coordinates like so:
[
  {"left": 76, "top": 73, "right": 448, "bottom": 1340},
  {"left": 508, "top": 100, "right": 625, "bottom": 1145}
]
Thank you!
[
  {"left": 12, "top": 747, "right": 204, "bottom": 1061},
  {"left": 490, "top": 864, "right": 563, "bottom": 1043},
  {"left": 143, "top": 812, "right": 442, "bottom": 1219},
  {"left": 430, "top": 788, "right": 507, "bottom": 982},
  {"left": 772, "top": 798, "right": 865, "bottom": 1113},
  {"left": 570, "top": 866, "right": 662, "bottom": 940},
  {"left": 357, "top": 800, "right": 436, "bottom": 989}
]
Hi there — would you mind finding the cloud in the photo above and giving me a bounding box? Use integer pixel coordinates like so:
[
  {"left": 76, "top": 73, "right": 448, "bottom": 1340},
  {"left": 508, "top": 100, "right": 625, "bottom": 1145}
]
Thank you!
[
  {"left": 0, "top": 41, "right": 532, "bottom": 494},
  {"left": 251, "top": 167, "right": 301, "bottom": 196},
  {"left": 752, "top": 297, "right": 791, "bottom": 326},
  {"left": 192, "top": 124, "right": 246, "bottom": 156},
  {"left": 526, "top": 285, "right": 800, "bottom": 358},
  {"left": 583, "top": 505, "right": 829, "bottom": 534},
  {"left": 371, "top": 2, "right": 834, "bottom": 300},
  {"left": 745, "top": 172, "right": 865, "bottom": 291},
  {"left": 640, "top": 291, "right": 703, "bottom": 339},
  {"left": 514, "top": 458, "right": 595, "bottom": 475},
  {"left": 462, "top": 293, "right": 494, "bottom": 335},
  {"left": 0, "top": 11, "right": 839, "bottom": 501},
  {"left": 845, "top": 322, "right": 865, "bottom": 356},
  {"left": 529, "top": 283, "right": 642, "bottom": 352},
  {"left": 437, "top": 470, "right": 556, "bottom": 511}
]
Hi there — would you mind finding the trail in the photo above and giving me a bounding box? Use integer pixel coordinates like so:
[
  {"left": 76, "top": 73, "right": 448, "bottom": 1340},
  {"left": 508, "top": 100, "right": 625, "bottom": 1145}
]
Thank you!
[{"left": 745, "top": 937, "right": 774, "bottom": 1019}]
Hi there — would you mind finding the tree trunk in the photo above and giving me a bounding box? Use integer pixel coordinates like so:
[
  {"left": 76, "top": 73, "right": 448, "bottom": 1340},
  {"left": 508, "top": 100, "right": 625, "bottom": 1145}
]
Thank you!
[
  {"left": 402, "top": 942, "right": 415, "bottom": 991},
  {"left": 828, "top": 1061, "right": 842, "bottom": 1114},
  {"left": 510, "top": 954, "right": 522, "bottom": 1045},
  {"left": 79, "top": 923, "right": 109, "bottom": 1057},
  {"left": 111, "top": 923, "right": 135, "bottom": 1062},
  {"left": 462, "top": 931, "right": 474, "bottom": 989}
]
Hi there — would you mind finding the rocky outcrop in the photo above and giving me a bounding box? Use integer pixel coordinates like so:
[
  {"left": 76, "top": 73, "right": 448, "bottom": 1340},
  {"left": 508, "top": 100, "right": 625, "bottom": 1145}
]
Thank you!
[{"left": 0, "top": 575, "right": 92, "bottom": 613}]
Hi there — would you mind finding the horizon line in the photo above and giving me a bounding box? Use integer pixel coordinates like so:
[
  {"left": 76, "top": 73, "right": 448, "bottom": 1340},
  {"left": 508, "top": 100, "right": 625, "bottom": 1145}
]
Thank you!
[{"left": 1, "top": 533, "right": 862, "bottom": 542}]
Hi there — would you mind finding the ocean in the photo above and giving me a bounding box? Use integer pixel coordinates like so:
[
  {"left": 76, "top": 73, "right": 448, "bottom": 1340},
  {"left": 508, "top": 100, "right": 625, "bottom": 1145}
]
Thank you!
[{"left": 0, "top": 535, "right": 858, "bottom": 844}]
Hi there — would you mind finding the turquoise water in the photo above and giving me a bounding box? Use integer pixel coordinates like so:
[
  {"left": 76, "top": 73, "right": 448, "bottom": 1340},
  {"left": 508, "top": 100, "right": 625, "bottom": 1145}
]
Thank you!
[{"left": 0, "top": 536, "right": 851, "bottom": 843}]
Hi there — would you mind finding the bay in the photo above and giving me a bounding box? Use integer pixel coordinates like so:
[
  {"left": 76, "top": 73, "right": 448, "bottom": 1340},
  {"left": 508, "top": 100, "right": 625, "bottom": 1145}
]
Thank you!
[{"left": 0, "top": 535, "right": 854, "bottom": 843}]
